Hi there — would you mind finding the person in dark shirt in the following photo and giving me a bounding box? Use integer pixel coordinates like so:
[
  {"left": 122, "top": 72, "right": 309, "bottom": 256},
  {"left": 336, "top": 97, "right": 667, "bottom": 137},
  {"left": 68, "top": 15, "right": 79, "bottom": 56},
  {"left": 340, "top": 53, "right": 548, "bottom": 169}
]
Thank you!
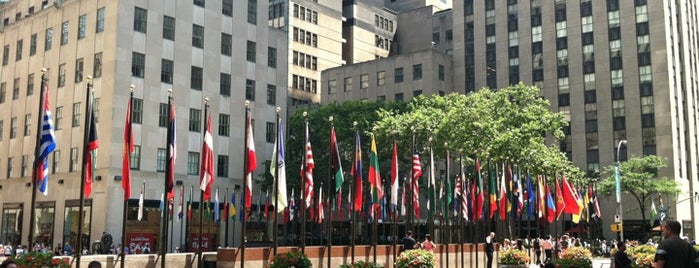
[
  {"left": 401, "top": 230, "right": 417, "bottom": 252},
  {"left": 614, "top": 242, "right": 632, "bottom": 268},
  {"left": 654, "top": 220, "right": 698, "bottom": 268},
  {"left": 485, "top": 232, "right": 495, "bottom": 268}
]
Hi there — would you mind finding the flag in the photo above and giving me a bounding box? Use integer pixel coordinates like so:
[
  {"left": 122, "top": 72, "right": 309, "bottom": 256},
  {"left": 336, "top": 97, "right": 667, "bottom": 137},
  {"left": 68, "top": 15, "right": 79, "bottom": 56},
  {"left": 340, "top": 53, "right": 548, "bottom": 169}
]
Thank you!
[
  {"left": 83, "top": 92, "right": 99, "bottom": 198},
  {"left": 368, "top": 135, "right": 383, "bottom": 212},
  {"left": 427, "top": 146, "right": 435, "bottom": 215},
  {"left": 499, "top": 165, "right": 508, "bottom": 221},
  {"left": 537, "top": 176, "right": 546, "bottom": 219},
  {"left": 239, "top": 192, "right": 244, "bottom": 222},
  {"left": 317, "top": 187, "right": 325, "bottom": 223},
  {"left": 122, "top": 94, "right": 134, "bottom": 200},
  {"left": 301, "top": 121, "right": 314, "bottom": 208},
  {"left": 562, "top": 177, "right": 580, "bottom": 214},
  {"left": 159, "top": 192, "right": 164, "bottom": 218},
  {"left": 245, "top": 113, "right": 257, "bottom": 209},
  {"left": 270, "top": 118, "right": 288, "bottom": 212},
  {"left": 177, "top": 185, "right": 184, "bottom": 221},
  {"left": 473, "top": 158, "right": 484, "bottom": 220},
  {"left": 200, "top": 112, "right": 215, "bottom": 201},
  {"left": 390, "top": 139, "right": 399, "bottom": 213},
  {"left": 488, "top": 164, "right": 498, "bottom": 219},
  {"left": 166, "top": 100, "right": 176, "bottom": 200},
  {"left": 412, "top": 144, "right": 422, "bottom": 219},
  {"left": 400, "top": 182, "right": 407, "bottom": 216},
  {"left": 187, "top": 186, "right": 193, "bottom": 221},
  {"left": 138, "top": 183, "right": 144, "bottom": 221},
  {"left": 527, "top": 172, "right": 534, "bottom": 218},
  {"left": 545, "top": 183, "right": 556, "bottom": 223},
  {"left": 555, "top": 178, "right": 566, "bottom": 219},
  {"left": 592, "top": 186, "right": 601, "bottom": 218},
  {"left": 351, "top": 130, "right": 363, "bottom": 211},
  {"left": 330, "top": 126, "right": 344, "bottom": 194},
  {"left": 264, "top": 190, "right": 270, "bottom": 219},
  {"left": 650, "top": 199, "right": 658, "bottom": 225},
  {"left": 289, "top": 189, "right": 296, "bottom": 221},
  {"left": 230, "top": 191, "right": 237, "bottom": 218},
  {"left": 214, "top": 189, "right": 220, "bottom": 222},
  {"left": 513, "top": 167, "right": 523, "bottom": 216},
  {"left": 37, "top": 82, "right": 57, "bottom": 196}
]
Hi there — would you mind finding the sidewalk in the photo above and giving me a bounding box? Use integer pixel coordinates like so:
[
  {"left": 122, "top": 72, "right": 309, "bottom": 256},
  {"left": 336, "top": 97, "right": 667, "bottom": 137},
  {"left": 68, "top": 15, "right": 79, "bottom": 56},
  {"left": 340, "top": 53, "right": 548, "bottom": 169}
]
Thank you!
[{"left": 525, "top": 258, "right": 610, "bottom": 268}]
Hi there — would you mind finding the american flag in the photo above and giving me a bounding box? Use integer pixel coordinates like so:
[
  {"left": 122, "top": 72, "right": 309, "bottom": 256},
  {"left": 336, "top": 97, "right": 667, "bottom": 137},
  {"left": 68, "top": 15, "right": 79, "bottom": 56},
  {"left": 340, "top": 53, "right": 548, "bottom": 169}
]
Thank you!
[
  {"left": 412, "top": 145, "right": 422, "bottom": 219},
  {"left": 301, "top": 121, "right": 314, "bottom": 208},
  {"left": 37, "top": 83, "right": 56, "bottom": 196}
]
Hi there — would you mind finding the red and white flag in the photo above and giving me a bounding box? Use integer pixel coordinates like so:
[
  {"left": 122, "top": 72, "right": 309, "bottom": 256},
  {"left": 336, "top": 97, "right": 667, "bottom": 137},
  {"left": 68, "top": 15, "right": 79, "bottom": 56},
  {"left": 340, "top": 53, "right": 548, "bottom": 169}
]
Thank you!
[
  {"left": 245, "top": 114, "right": 257, "bottom": 209},
  {"left": 301, "top": 121, "right": 314, "bottom": 208},
  {"left": 199, "top": 112, "right": 215, "bottom": 201}
]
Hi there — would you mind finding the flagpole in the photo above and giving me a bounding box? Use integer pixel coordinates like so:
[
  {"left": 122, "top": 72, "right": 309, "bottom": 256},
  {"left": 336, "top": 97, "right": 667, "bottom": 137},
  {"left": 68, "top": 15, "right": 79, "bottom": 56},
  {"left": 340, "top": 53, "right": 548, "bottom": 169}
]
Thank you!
[
  {"left": 162, "top": 90, "right": 175, "bottom": 268},
  {"left": 350, "top": 122, "right": 357, "bottom": 264},
  {"left": 370, "top": 130, "right": 377, "bottom": 265},
  {"left": 28, "top": 68, "right": 48, "bottom": 250},
  {"left": 300, "top": 112, "right": 307, "bottom": 253},
  {"left": 225, "top": 187, "right": 229, "bottom": 247},
  {"left": 273, "top": 107, "right": 281, "bottom": 256},
  {"left": 197, "top": 99, "right": 208, "bottom": 268},
  {"left": 241, "top": 101, "right": 251, "bottom": 268},
  {"left": 77, "top": 76, "right": 95, "bottom": 268},
  {"left": 120, "top": 86, "right": 134, "bottom": 268},
  {"left": 180, "top": 184, "right": 185, "bottom": 253},
  {"left": 408, "top": 129, "right": 415, "bottom": 232},
  {"left": 327, "top": 116, "right": 335, "bottom": 268},
  {"left": 443, "top": 144, "right": 449, "bottom": 268},
  {"left": 458, "top": 152, "right": 464, "bottom": 268},
  {"left": 186, "top": 185, "right": 192, "bottom": 252},
  {"left": 391, "top": 133, "right": 398, "bottom": 267}
]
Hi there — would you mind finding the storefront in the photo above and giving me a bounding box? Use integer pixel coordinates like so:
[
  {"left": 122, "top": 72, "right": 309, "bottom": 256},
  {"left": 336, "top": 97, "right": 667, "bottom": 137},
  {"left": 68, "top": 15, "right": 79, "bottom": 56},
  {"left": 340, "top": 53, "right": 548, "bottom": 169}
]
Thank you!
[
  {"left": 1, "top": 203, "right": 23, "bottom": 246},
  {"left": 63, "top": 199, "right": 92, "bottom": 252}
]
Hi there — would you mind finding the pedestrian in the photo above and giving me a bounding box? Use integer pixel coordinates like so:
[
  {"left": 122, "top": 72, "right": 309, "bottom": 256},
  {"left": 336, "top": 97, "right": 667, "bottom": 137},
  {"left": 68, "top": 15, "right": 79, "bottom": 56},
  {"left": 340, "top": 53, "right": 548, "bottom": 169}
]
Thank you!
[
  {"left": 542, "top": 236, "right": 553, "bottom": 263},
  {"left": 533, "top": 237, "right": 542, "bottom": 264},
  {"left": 421, "top": 234, "right": 435, "bottom": 253},
  {"left": 614, "top": 242, "right": 632, "bottom": 268},
  {"left": 654, "top": 220, "right": 698, "bottom": 268},
  {"left": 87, "top": 261, "right": 102, "bottom": 268},
  {"left": 485, "top": 232, "right": 495, "bottom": 268},
  {"left": 401, "top": 230, "right": 417, "bottom": 252}
]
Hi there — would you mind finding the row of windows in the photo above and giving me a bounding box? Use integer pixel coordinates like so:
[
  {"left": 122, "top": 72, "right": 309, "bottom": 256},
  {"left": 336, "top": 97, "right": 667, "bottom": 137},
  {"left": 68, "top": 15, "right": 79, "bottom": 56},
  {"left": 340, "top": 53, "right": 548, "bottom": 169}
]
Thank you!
[
  {"left": 192, "top": 0, "right": 234, "bottom": 17},
  {"left": 291, "top": 75, "right": 318, "bottom": 93},
  {"left": 375, "top": 35, "right": 392, "bottom": 50},
  {"left": 2, "top": 8, "right": 104, "bottom": 66},
  {"left": 374, "top": 14, "right": 394, "bottom": 32},
  {"left": 292, "top": 51, "right": 318, "bottom": 70},
  {"left": 293, "top": 4, "right": 318, "bottom": 25},
  {"left": 292, "top": 27, "right": 318, "bottom": 48}
]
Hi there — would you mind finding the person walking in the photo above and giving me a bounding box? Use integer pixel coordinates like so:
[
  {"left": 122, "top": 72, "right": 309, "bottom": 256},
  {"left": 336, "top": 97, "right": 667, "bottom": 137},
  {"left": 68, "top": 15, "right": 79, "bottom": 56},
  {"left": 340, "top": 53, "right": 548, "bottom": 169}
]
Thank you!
[
  {"left": 614, "top": 242, "right": 632, "bottom": 268},
  {"left": 542, "top": 235, "right": 553, "bottom": 263},
  {"left": 421, "top": 234, "right": 435, "bottom": 252},
  {"left": 486, "top": 232, "right": 495, "bottom": 268},
  {"left": 654, "top": 220, "right": 698, "bottom": 268}
]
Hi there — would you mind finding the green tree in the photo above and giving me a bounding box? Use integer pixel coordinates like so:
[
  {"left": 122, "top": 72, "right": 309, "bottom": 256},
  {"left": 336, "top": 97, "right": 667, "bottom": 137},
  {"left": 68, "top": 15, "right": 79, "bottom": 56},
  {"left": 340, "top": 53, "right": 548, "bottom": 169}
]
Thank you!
[{"left": 596, "top": 155, "right": 679, "bottom": 226}]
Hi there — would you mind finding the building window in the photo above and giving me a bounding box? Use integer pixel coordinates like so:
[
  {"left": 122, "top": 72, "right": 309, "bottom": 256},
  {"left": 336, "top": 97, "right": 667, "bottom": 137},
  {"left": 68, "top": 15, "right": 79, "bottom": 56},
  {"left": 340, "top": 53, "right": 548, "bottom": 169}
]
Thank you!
[
  {"left": 0, "top": 83, "right": 4, "bottom": 103},
  {"left": 191, "top": 66, "right": 203, "bottom": 90},
  {"left": 45, "top": 28, "right": 53, "bottom": 51},
  {"left": 222, "top": 0, "right": 233, "bottom": 16},
  {"left": 52, "top": 150, "right": 60, "bottom": 173},
  {"left": 93, "top": 52, "right": 102, "bottom": 78},
  {"left": 395, "top": 93, "right": 404, "bottom": 101},
  {"left": 187, "top": 152, "right": 200, "bottom": 175},
  {"left": 221, "top": 33, "right": 232, "bottom": 56},
  {"left": 265, "top": 122, "right": 275, "bottom": 143},
  {"left": 158, "top": 103, "right": 168, "bottom": 128},
  {"left": 438, "top": 65, "right": 445, "bottom": 81},
  {"left": 6, "top": 157, "right": 13, "bottom": 178},
  {"left": 189, "top": 108, "right": 201, "bottom": 132},
  {"left": 15, "top": 40, "right": 22, "bottom": 61},
  {"left": 30, "top": 34, "right": 37, "bottom": 56},
  {"left": 161, "top": 59, "right": 173, "bottom": 84},
  {"left": 246, "top": 41, "right": 256, "bottom": 62},
  {"left": 93, "top": 98, "right": 100, "bottom": 123},
  {"left": 611, "top": 70, "right": 623, "bottom": 86},
  {"left": 12, "top": 78, "right": 19, "bottom": 100},
  {"left": 194, "top": 0, "right": 205, "bottom": 7},
  {"left": 220, "top": 73, "right": 231, "bottom": 96},
  {"left": 360, "top": 74, "right": 369, "bottom": 89},
  {"left": 328, "top": 80, "right": 337, "bottom": 94},
  {"left": 612, "top": 100, "right": 625, "bottom": 117},
  {"left": 130, "top": 145, "right": 141, "bottom": 170},
  {"left": 413, "top": 64, "right": 422, "bottom": 80},
  {"left": 218, "top": 114, "right": 230, "bottom": 137},
  {"left": 55, "top": 107, "right": 63, "bottom": 130},
  {"left": 268, "top": 47, "right": 277, "bottom": 68},
  {"left": 58, "top": 64, "right": 66, "bottom": 87},
  {"left": 61, "top": 21, "right": 69, "bottom": 45},
  {"left": 163, "top": 16, "right": 175, "bottom": 41},
  {"left": 395, "top": 67, "right": 404, "bottom": 83},
  {"left": 192, "top": 24, "right": 204, "bottom": 48},
  {"left": 96, "top": 7, "right": 105, "bottom": 33},
  {"left": 70, "top": 147, "right": 78, "bottom": 172},
  {"left": 75, "top": 58, "right": 84, "bottom": 83},
  {"left": 132, "top": 98, "right": 143, "bottom": 124},
  {"left": 639, "top": 66, "right": 652, "bottom": 82},
  {"left": 246, "top": 79, "right": 256, "bottom": 101},
  {"left": 267, "top": 84, "right": 276, "bottom": 105},
  {"left": 134, "top": 7, "right": 147, "bottom": 33},
  {"left": 21, "top": 155, "right": 28, "bottom": 177},
  {"left": 2, "top": 45, "right": 7, "bottom": 66},
  {"left": 157, "top": 148, "right": 166, "bottom": 172},
  {"left": 10, "top": 117, "right": 16, "bottom": 139},
  {"left": 641, "top": 96, "right": 654, "bottom": 114},
  {"left": 0, "top": 120, "right": 3, "bottom": 140},
  {"left": 344, "top": 77, "right": 353, "bottom": 92},
  {"left": 131, "top": 52, "right": 145, "bottom": 78},
  {"left": 248, "top": 0, "right": 257, "bottom": 24},
  {"left": 78, "top": 14, "right": 87, "bottom": 39},
  {"left": 217, "top": 155, "right": 229, "bottom": 177},
  {"left": 23, "top": 114, "right": 31, "bottom": 137},
  {"left": 72, "top": 102, "right": 81, "bottom": 127},
  {"left": 377, "top": 71, "right": 386, "bottom": 86}
]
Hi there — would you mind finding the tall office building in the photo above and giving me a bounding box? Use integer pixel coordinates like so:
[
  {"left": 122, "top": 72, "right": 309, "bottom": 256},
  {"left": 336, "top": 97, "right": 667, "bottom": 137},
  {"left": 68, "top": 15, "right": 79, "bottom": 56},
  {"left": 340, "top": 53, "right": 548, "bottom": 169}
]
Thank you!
[
  {"left": 0, "top": 0, "right": 287, "bottom": 250},
  {"left": 453, "top": 0, "right": 699, "bottom": 239}
]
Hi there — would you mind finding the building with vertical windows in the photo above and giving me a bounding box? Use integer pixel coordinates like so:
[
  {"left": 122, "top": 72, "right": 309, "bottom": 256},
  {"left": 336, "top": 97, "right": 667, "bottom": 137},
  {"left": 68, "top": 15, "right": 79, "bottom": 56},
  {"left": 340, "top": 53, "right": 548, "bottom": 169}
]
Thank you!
[
  {"left": 0, "top": 0, "right": 287, "bottom": 251},
  {"left": 453, "top": 0, "right": 699, "bottom": 240}
]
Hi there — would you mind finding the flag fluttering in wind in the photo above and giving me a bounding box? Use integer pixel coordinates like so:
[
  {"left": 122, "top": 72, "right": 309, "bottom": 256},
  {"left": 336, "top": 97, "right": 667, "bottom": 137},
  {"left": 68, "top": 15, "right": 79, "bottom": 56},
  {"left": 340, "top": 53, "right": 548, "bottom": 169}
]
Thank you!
[
  {"left": 138, "top": 182, "right": 145, "bottom": 221},
  {"left": 555, "top": 178, "right": 566, "bottom": 220},
  {"left": 317, "top": 187, "right": 325, "bottom": 223},
  {"left": 289, "top": 189, "right": 296, "bottom": 221},
  {"left": 177, "top": 185, "right": 184, "bottom": 221},
  {"left": 488, "top": 165, "right": 498, "bottom": 219},
  {"left": 270, "top": 118, "right": 288, "bottom": 212},
  {"left": 122, "top": 94, "right": 134, "bottom": 200},
  {"left": 230, "top": 191, "right": 237, "bottom": 218},
  {"left": 650, "top": 199, "right": 658, "bottom": 225},
  {"left": 427, "top": 146, "right": 435, "bottom": 215},
  {"left": 37, "top": 82, "right": 57, "bottom": 196},
  {"left": 368, "top": 135, "right": 383, "bottom": 213},
  {"left": 351, "top": 130, "right": 363, "bottom": 212},
  {"left": 562, "top": 177, "right": 580, "bottom": 215},
  {"left": 499, "top": 165, "right": 508, "bottom": 221},
  {"left": 83, "top": 92, "right": 99, "bottom": 198},
  {"left": 166, "top": 99, "right": 176, "bottom": 200},
  {"left": 214, "top": 189, "right": 220, "bottom": 222},
  {"left": 473, "top": 158, "right": 484, "bottom": 221},
  {"left": 390, "top": 139, "right": 399, "bottom": 213},
  {"left": 301, "top": 121, "right": 314, "bottom": 208},
  {"left": 545, "top": 183, "right": 555, "bottom": 223},
  {"left": 245, "top": 113, "right": 257, "bottom": 209},
  {"left": 200, "top": 112, "right": 215, "bottom": 201},
  {"left": 412, "top": 145, "right": 422, "bottom": 219},
  {"left": 187, "top": 186, "right": 193, "bottom": 221}
]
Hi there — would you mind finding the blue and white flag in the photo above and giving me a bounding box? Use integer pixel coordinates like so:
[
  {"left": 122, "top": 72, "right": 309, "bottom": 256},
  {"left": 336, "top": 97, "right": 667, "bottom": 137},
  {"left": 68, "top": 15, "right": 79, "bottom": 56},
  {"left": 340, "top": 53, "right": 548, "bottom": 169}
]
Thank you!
[{"left": 38, "top": 83, "right": 57, "bottom": 196}]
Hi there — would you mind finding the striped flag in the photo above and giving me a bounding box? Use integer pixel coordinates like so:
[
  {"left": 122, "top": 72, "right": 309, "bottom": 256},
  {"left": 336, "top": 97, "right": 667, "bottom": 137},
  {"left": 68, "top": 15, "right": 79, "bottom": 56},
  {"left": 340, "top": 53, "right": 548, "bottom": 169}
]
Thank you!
[
  {"left": 83, "top": 91, "right": 99, "bottom": 198},
  {"left": 412, "top": 144, "right": 422, "bottom": 219},
  {"left": 390, "top": 139, "right": 399, "bottom": 213},
  {"left": 245, "top": 112, "right": 257, "bottom": 210},
  {"left": 166, "top": 98, "right": 176, "bottom": 200},
  {"left": 270, "top": 118, "right": 288, "bottom": 212},
  {"left": 200, "top": 112, "right": 215, "bottom": 201},
  {"left": 301, "top": 120, "right": 314, "bottom": 208},
  {"left": 368, "top": 135, "right": 383, "bottom": 212},
  {"left": 351, "top": 130, "right": 363, "bottom": 212},
  {"left": 36, "top": 82, "right": 56, "bottom": 196}
]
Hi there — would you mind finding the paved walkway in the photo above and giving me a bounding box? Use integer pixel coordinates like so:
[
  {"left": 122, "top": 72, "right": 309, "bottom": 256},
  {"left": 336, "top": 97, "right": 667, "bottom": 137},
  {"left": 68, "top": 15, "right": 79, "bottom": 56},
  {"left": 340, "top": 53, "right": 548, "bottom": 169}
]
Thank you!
[{"left": 523, "top": 258, "right": 610, "bottom": 268}]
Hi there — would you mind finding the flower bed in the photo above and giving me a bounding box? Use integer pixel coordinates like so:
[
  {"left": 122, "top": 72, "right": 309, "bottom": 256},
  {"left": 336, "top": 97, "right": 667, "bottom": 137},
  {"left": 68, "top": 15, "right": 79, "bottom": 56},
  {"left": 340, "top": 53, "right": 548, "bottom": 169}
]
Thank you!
[
  {"left": 11, "top": 252, "right": 70, "bottom": 268},
  {"left": 396, "top": 249, "right": 435, "bottom": 268},
  {"left": 555, "top": 247, "right": 592, "bottom": 268},
  {"left": 268, "top": 251, "right": 312, "bottom": 268},
  {"left": 498, "top": 249, "right": 529, "bottom": 265},
  {"left": 339, "top": 260, "right": 385, "bottom": 268}
]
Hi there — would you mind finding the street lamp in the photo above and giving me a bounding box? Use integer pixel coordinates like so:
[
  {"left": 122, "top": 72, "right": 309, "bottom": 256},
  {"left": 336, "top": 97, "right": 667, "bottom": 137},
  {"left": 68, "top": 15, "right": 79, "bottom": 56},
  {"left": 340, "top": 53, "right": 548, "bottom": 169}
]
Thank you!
[{"left": 615, "top": 139, "right": 628, "bottom": 241}]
